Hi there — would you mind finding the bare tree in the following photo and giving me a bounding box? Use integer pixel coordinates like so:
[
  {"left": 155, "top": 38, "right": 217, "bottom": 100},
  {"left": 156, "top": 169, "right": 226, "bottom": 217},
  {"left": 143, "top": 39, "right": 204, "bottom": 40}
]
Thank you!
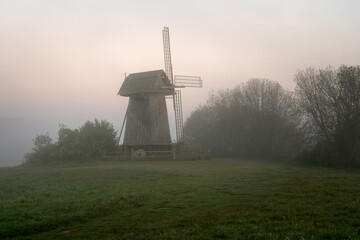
[{"left": 295, "top": 65, "right": 360, "bottom": 167}]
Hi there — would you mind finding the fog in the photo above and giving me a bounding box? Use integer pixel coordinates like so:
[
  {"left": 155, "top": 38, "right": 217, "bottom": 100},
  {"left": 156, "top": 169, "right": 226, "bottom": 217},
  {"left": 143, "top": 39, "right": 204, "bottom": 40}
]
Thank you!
[
  {"left": 0, "top": 118, "right": 53, "bottom": 166},
  {"left": 1, "top": 0, "right": 360, "bottom": 166}
]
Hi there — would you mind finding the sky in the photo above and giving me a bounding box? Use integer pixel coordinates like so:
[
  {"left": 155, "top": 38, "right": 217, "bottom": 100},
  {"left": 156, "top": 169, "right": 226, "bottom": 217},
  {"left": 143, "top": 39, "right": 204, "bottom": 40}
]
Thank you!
[{"left": 1, "top": 0, "right": 360, "bottom": 166}]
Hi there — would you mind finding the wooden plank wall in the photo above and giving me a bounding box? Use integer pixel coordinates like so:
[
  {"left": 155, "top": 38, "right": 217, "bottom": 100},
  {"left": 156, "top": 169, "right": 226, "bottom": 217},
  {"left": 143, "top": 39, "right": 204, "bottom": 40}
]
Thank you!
[{"left": 123, "top": 95, "right": 172, "bottom": 146}]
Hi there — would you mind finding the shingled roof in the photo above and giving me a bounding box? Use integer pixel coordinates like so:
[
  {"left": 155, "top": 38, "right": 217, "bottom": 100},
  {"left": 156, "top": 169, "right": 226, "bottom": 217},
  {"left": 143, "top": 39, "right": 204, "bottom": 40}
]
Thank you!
[{"left": 118, "top": 70, "right": 174, "bottom": 96}]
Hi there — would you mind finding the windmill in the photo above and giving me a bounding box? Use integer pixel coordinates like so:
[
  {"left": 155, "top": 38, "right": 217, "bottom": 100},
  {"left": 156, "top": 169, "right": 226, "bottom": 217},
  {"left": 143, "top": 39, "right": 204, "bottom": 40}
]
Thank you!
[
  {"left": 162, "top": 27, "right": 202, "bottom": 143},
  {"left": 118, "top": 27, "right": 202, "bottom": 153}
]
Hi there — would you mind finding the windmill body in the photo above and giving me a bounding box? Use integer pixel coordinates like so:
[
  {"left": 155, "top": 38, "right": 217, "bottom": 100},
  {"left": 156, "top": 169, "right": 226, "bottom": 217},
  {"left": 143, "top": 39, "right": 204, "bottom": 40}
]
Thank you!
[{"left": 118, "top": 70, "right": 174, "bottom": 152}]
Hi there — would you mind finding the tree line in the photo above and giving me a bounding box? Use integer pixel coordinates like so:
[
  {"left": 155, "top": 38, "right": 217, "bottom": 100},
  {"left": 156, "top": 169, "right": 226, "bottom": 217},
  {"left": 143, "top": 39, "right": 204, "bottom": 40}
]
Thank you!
[
  {"left": 25, "top": 65, "right": 359, "bottom": 168},
  {"left": 184, "top": 65, "right": 360, "bottom": 168},
  {"left": 24, "top": 119, "right": 118, "bottom": 164}
]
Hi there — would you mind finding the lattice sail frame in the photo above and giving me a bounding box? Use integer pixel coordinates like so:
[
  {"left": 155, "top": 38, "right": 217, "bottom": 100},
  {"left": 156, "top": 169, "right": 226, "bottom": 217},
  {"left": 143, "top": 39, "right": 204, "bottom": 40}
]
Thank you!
[
  {"left": 162, "top": 27, "right": 202, "bottom": 143},
  {"left": 162, "top": 27, "right": 174, "bottom": 85},
  {"left": 174, "top": 75, "right": 202, "bottom": 88},
  {"left": 174, "top": 90, "right": 184, "bottom": 142}
]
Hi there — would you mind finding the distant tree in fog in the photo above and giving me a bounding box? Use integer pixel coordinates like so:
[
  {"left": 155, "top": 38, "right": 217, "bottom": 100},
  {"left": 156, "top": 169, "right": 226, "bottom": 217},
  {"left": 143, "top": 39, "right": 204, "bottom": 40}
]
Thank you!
[
  {"left": 32, "top": 133, "right": 53, "bottom": 151},
  {"left": 24, "top": 133, "right": 58, "bottom": 164},
  {"left": 183, "top": 105, "right": 215, "bottom": 151},
  {"left": 185, "top": 79, "right": 303, "bottom": 158},
  {"left": 57, "top": 125, "right": 80, "bottom": 162}
]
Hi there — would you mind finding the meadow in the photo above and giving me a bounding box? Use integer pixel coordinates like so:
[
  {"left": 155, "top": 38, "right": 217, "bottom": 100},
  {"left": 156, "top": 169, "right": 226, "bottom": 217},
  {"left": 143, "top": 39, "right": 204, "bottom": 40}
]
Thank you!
[{"left": 0, "top": 158, "right": 359, "bottom": 239}]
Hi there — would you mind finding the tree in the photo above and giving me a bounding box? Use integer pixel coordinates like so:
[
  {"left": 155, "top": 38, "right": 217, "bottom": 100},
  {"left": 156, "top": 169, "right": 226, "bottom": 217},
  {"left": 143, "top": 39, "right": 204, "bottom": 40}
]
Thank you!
[
  {"left": 57, "top": 125, "right": 80, "bottom": 162},
  {"left": 184, "top": 105, "right": 216, "bottom": 151},
  {"left": 185, "top": 78, "right": 302, "bottom": 158},
  {"left": 24, "top": 133, "right": 58, "bottom": 164},
  {"left": 32, "top": 133, "right": 53, "bottom": 151},
  {"left": 78, "top": 119, "right": 119, "bottom": 160},
  {"left": 295, "top": 65, "right": 360, "bottom": 167}
]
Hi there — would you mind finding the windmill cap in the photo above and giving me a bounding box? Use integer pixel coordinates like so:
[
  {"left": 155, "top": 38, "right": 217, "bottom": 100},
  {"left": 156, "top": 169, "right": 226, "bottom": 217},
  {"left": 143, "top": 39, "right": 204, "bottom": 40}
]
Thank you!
[{"left": 118, "top": 70, "right": 174, "bottom": 96}]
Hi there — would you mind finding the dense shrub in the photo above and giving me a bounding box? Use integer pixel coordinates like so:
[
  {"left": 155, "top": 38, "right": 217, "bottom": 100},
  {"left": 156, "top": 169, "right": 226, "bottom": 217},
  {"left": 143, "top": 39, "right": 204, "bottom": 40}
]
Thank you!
[{"left": 24, "top": 119, "right": 119, "bottom": 164}]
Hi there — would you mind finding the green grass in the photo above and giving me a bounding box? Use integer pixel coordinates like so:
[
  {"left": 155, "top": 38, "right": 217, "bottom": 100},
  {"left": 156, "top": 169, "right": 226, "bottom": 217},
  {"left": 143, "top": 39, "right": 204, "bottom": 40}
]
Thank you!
[{"left": 0, "top": 158, "right": 359, "bottom": 239}]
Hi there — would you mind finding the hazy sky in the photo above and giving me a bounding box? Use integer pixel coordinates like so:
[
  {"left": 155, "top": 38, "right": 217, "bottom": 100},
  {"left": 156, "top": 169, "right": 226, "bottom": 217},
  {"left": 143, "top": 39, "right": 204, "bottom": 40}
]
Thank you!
[{"left": 1, "top": 0, "right": 360, "bottom": 165}]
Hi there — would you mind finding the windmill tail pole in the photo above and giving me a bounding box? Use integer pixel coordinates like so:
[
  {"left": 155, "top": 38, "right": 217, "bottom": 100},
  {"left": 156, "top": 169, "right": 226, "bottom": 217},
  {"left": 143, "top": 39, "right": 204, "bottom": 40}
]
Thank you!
[{"left": 118, "top": 102, "right": 129, "bottom": 145}]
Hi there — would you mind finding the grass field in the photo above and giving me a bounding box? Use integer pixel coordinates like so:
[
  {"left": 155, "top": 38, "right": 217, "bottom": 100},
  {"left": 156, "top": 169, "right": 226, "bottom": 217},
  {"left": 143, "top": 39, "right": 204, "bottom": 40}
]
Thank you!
[{"left": 0, "top": 158, "right": 359, "bottom": 239}]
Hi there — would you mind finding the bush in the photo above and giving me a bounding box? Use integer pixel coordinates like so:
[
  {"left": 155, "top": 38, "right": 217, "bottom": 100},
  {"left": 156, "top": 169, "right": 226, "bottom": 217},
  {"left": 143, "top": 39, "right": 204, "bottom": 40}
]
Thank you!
[{"left": 24, "top": 119, "right": 119, "bottom": 164}]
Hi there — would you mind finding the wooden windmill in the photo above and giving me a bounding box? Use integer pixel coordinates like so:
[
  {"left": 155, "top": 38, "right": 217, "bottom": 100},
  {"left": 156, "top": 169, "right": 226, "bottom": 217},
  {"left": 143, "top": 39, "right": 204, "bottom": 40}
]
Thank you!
[{"left": 118, "top": 27, "right": 202, "bottom": 153}]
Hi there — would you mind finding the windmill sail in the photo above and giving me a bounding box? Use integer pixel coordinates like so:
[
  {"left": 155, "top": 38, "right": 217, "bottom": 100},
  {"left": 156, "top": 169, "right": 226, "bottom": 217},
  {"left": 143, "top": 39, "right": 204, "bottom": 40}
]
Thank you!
[
  {"left": 174, "top": 75, "right": 202, "bottom": 88},
  {"left": 162, "top": 27, "right": 202, "bottom": 144},
  {"left": 163, "top": 27, "right": 184, "bottom": 143},
  {"left": 162, "top": 27, "right": 174, "bottom": 85},
  {"left": 174, "top": 90, "right": 184, "bottom": 143}
]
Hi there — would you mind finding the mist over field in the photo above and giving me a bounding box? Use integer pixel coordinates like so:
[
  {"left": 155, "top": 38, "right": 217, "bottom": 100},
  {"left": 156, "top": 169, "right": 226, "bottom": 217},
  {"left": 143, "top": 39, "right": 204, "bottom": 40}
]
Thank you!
[
  {"left": 1, "top": 1, "right": 360, "bottom": 166},
  {"left": 0, "top": 118, "right": 54, "bottom": 166}
]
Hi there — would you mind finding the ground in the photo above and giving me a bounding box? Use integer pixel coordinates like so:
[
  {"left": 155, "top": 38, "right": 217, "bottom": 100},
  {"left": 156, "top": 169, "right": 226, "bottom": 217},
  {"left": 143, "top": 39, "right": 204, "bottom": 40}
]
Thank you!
[{"left": 0, "top": 158, "right": 359, "bottom": 239}]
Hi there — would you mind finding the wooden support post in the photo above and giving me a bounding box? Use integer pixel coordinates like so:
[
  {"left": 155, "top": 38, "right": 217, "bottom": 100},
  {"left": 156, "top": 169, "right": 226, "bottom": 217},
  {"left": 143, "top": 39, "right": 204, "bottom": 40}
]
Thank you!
[{"left": 131, "top": 148, "right": 134, "bottom": 161}]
